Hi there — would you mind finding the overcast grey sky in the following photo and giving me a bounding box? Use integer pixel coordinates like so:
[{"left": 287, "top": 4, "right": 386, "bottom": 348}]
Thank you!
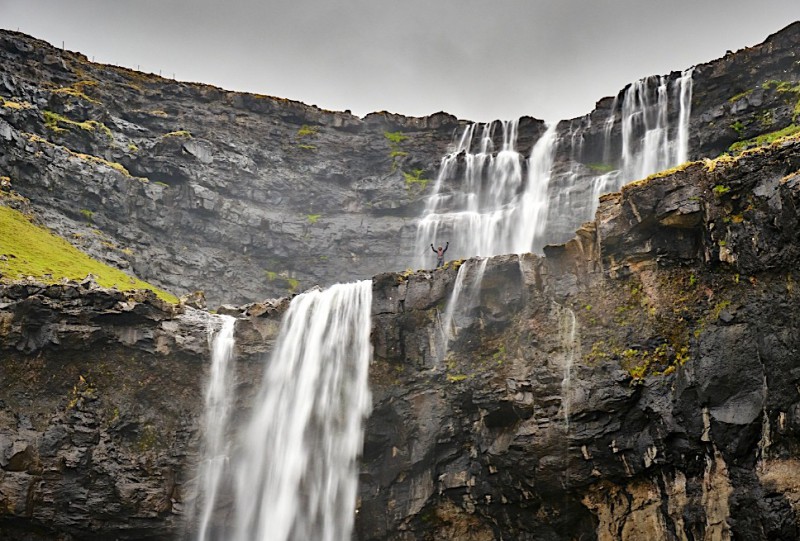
[{"left": 1, "top": 1, "right": 798, "bottom": 122}]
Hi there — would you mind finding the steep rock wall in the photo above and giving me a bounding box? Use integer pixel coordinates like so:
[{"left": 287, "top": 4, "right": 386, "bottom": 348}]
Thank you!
[
  {"left": 1, "top": 24, "right": 798, "bottom": 305},
  {"left": 1, "top": 135, "right": 799, "bottom": 540}
]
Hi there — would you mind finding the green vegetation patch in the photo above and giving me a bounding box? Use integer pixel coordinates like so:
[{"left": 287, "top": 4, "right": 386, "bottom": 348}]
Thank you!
[
  {"left": 712, "top": 185, "right": 731, "bottom": 197},
  {"left": 74, "top": 152, "right": 131, "bottom": 176},
  {"left": 403, "top": 169, "right": 430, "bottom": 191},
  {"left": 0, "top": 205, "right": 177, "bottom": 302},
  {"left": 52, "top": 81, "right": 101, "bottom": 105},
  {"left": 384, "top": 131, "right": 408, "bottom": 144},
  {"left": 385, "top": 131, "right": 411, "bottom": 171},
  {"left": 622, "top": 161, "right": 696, "bottom": 192},
  {"left": 729, "top": 124, "right": 800, "bottom": 153},
  {"left": 0, "top": 96, "right": 33, "bottom": 110},
  {"left": 761, "top": 80, "right": 800, "bottom": 122},
  {"left": 587, "top": 162, "right": 616, "bottom": 174},
  {"left": 163, "top": 130, "right": 192, "bottom": 138},
  {"left": 43, "top": 111, "right": 113, "bottom": 139},
  {"left": 297, "top": 125, "right": 318, "bottom": 137},
  {"left": 728, "top": 89, "right": 753, "bottom": 103},
  {"left": 306, "top": 214, "right": 321, "bottom": 224}
]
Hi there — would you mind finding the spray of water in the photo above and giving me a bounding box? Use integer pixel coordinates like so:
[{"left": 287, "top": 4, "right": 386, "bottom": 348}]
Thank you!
[
  {"left": 415, "top": 121, "right": 559, "bottom": 266},
  {"left": 231, "top": 281, "right": 373, "bottom": 541},
  {"left": 194, "top": 315, "right": 237, "bottom": 541}
]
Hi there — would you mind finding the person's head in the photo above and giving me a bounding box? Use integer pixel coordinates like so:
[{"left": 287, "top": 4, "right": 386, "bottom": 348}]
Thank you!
[{"left": 438, "top": 246, "right": 442, "bottom": 250}]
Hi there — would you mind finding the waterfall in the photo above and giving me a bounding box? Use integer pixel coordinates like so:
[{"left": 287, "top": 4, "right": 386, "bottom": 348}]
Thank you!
[
  {"left": 621, "top": 66, "right": 694, "bottom": 183},
  {"left": 414, "top": 69, "right": 693, "bottom": 261},
  {"left": 676, "top": 67, "right": 694, "bottom": 164},
  {"left": 195, "top": 314, "right": 237, "bottom": 541},
  {"left": 439, "top": 258, "right": 489, "bottom": 349},
  {"left": 414, "top": 120, "right": 558, "bottom": 266},
  {"left": 543, "top": 68, "right": 696, "bottom": 248},
  {"left": 231, "top": 280, "right": 373, "bottom": 541},
  {"left": 513, "top": 123, "right": 558, "bottom": 254},
  {"left": 557, "top": 305, "right": 578, "bottom": 432}
]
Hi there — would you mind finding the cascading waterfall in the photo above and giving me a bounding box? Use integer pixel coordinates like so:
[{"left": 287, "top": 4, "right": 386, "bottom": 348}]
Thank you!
[
  {"left": 231, "top": 280, "right": 372, "bottom": 541},
  {"left": 417, "top": 69, "right": 692, "bottom": 386},
  {"left": 414, "top": 121, "right": 558, "bottom": 267},
  {"left": 439, "top": 257, "right": 489, "bottom": 355},
  {"left": 557, "top": 305, "right": 578, "bottom": 432},
  {"left": 621, "top": 68, "right": 694, "bottom": 182},
  {"left": 194, "top": 314, "right": 237, "bottom": 541},
  {"left": 551, "top": 67, "right": 694, "bottom": 244}
]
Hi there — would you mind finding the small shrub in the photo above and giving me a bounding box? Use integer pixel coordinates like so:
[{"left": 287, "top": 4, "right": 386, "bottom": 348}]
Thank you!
[
  {"left": 712, "top": 185, "right": 731, "bottom": 197},
  {"left": 79, "top": 209, "right": 94, "bottom": 222},
  {"left": 306, "top": 214, "right": 321, "bottom": 224},
  {"left": 403, "top": 169, "right": 430, "bottom": 191},
  {"left": 297, "top": 125, "right": 318, "bottom": 137},
  {"left": 163, "top": 130, "right": 192, "bottom": 138},
  {"left": 384, "top": 131, "right": 408, "bottom": 144}
]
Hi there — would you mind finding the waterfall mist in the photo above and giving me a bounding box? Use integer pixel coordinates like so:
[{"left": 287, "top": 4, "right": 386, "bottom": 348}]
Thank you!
[{"left": 231, "top": 281, "right": 373, "bottom": 541}]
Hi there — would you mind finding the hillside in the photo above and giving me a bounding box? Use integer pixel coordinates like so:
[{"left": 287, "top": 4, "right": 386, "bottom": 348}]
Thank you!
[
  {"left": 0, "top": 21, "right": 800, "bottom": 541},
  {"left": 0, "top": 23, "right": 797, "bottom": 305}
]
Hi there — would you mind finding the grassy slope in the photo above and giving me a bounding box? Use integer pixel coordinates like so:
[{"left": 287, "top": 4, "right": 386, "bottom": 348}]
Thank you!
[{"left": 0, "top": 204, "right": 178, "bottom": 303}]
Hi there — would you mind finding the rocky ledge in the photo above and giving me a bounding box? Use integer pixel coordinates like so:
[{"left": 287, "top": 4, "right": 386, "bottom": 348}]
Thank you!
[
  {"left": 1, "top": 24, "right": 798, "bottom": 306},
  {"left": 2, "top": 134, "right": 800, "bottom": 539}
]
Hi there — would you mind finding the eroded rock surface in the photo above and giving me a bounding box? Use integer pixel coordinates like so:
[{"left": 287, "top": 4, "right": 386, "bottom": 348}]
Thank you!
[
  {"left": 2, "top": 136, "right": 799, "bottom": 540},
  {"left": 0, "top": 23, "right": 797, "bottom": 305}
]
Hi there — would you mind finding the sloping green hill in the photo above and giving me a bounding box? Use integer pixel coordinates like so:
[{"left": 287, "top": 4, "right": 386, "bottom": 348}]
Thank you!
[{"left": 0, "top": 203, "right": 177, "bottom": 303}]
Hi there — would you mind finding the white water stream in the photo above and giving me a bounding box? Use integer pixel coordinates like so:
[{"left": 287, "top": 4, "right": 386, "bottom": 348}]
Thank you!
[
  {"left": 557, "top": 305, "right": 579, "bottom": 432},
  {"left": 415, "top": 121, "right": 558, "bottom": 268},
  {"left": 439, "top": 257, "right": 489, "bottom": 353},
  {"left": 231, "top": 280, "right": 373, "bottom": 541},
  {"left": 195, "top": 314, "right": 236, "bottom": 541},
  {"left": 415, "top": 68, "right": 694, "bottom": 263}
]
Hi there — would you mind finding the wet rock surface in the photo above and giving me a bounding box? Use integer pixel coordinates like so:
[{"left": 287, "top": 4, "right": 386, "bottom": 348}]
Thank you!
[
  {"left": 356, "top": 138, "right": 800, "bottom": 540},
  {"left": 2, "top": 137, "right": 799, "bottom": 539},
  {"left": 1, "top": 24, "right": 798, "bottom": 306},
  {"left": 1, "top": 21, "right": 800, "bottom": 541}
]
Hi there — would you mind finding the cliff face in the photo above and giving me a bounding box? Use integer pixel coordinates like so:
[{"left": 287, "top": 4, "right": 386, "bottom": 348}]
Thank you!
[
  {"left": 361, "top": 137, "right": 800, "bottom": 540},
  {"left": 1, "top": 23, "right": 798, "bottom": 305},
  {"left": 2, "top": 134, "right": 799, "bottom": 540},
  {"left": 0, "top": 30, "right": 472, "bottom": 306}
]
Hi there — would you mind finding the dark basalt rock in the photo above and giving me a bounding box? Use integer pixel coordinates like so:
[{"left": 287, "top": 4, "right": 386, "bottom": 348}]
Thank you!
[
  {"left": 1, "top": 21, "right": 800, "bottom": 541},
  {"left": 0, "top": 24, "right": 798, "bottom": 306},
  {"left": 3, "top": 136, "right": 800, "bottom": 539}
]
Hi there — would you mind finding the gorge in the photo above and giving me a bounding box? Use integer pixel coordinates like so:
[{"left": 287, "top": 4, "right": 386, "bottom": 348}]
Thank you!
[{"left": 1, "top": 20, "right": 800, "bottom": 541}]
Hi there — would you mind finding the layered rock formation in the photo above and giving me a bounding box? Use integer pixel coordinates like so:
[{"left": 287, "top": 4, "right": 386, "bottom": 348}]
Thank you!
[
  {"left": 2, "top": 132, "right": 799, "bottom": 539},
  {"left": 2, "top": 18, "right": 800, "bottom": 541},
  {"left": 1, "top": 23, "right": 798, "bottom": 305},
  {"left": 362, "top": 135, "right": 800, "bottom": 540}
]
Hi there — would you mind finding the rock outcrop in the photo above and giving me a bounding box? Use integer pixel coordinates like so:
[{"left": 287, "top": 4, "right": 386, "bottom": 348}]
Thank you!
[
  {"left": 358, "top": 136, "right": 800, "bottom": 540},
  {"left": 1, "top": 23, "right": 798, "bottom": 306},
  {"left": 2, "top": 132, "right": 800, "bottom": 539}
]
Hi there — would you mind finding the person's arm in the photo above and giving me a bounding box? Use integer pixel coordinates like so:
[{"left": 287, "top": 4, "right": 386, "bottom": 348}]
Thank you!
[
  {"left": 431, "top": 244, "right": 436, "bottom": 253},
  {"left": 443, "top": 242, "right": 449, "bottom": 254}
]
